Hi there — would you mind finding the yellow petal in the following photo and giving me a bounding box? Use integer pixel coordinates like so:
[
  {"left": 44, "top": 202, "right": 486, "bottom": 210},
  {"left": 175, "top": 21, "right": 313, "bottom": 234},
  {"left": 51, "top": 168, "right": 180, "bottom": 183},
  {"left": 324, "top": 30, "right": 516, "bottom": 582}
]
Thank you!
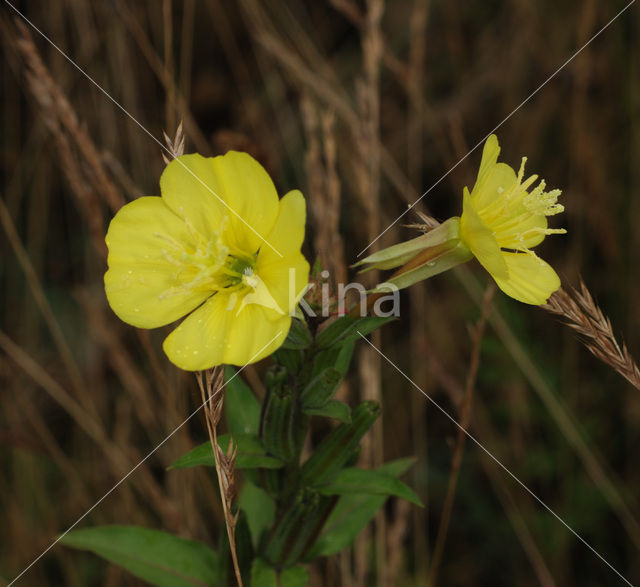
[
  {"left": 256, "top": 252, "right": 310, "bottom": 321},
  {"left": 160, "top": 154, "right": 228, "bottom": 240},
  {"left": 104, "top": 197, "right": 210, "bottom": 328},
  {"left": 224, "top": 304, "right": 291, "bottom": 366},
  {"left": 493, "top": 212, "right": 548, "bottom": 250},
  {"left": 255, "top": 190, "right": 310, "bottom": 318},
  {"left": 210, "top": 151, "right": 280, "bottom": 254},
  {"left": 460, "top": 188, "right": 508, "bottom": 280},
  {"left": 475, "top": 134, "right": 500, "bottom": 187},
  {"left": 162, "top": 293, "right": 233, "bottom": 370},
  {"left": 472, "top": 162, "right": 517, "bottom": 212},
  {"left": 257, "top": 189, "right": 307, "bottom": 264},
  {"left": 491, "top": 252, "right": 561, "bottom": 305},
  {"left": 162, "top": 292, "right": 290, "bottom": 369}
]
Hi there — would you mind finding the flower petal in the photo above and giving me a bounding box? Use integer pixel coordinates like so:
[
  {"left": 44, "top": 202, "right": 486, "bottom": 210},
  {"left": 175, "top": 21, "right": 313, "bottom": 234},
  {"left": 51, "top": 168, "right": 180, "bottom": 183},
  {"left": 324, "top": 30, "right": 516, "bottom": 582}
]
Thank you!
[
  {"left": 257, "top": 190, "right": 307, "bottom": 264},
  {"left": 104, "top": 197, "right": 210, "bottom": 328},
  {"left": 491, "top": 252, "right": 561, "bottom": 305},
  {"left": 160, "top": 154, "right": 228, "bottom": 240},
  {"left": 224, "top": 304, "right": 291, "bottom": 366},
  {"left": 472, "top": 162, "right": 517, "bottom": 212},
  {"left": 460, "top": 188, "right": 508, "bottom": 280},
  {"left": 162, "top": 292, "right": 290, "bottom": 369},
  {"left": 254, "top": 190, "right": 310, "bottom": 318},
  {"left": 256, "top": 252, "right": 310, "bottom": 320},
  {"left": 162, "top": 293, "right": 233, "bottom": 370},
  {"left": 475, "top": 134, "right": 500, "bottom": 187},
  {"left": 493, "top": 213, "right": 548, "bottom": 250},
  {"left": 210, "top": 151, "right": 280, "bottom": 254}
]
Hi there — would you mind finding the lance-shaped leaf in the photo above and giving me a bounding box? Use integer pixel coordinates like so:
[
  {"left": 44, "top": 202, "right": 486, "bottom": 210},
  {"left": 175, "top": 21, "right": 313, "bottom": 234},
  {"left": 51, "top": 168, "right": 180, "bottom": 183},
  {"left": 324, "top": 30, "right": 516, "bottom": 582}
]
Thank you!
[
  {"left": 168, "top": 434, "right": 283, "bottom": 470},
  {"left": 300, "top": 367, "right": 343, "bottom": 409},
  {"left": 280, "top": 317, "right": 313, "bottom": 350},
  {"left": 315, "top": 315, "right": 395, "bottom": 349},
  {"left": 315, "top": 466, "right": 422, "bottom": 506},
  {"left": 305, "top": 458, "right": 416, "bottom": 559},
  {"left": 300, "top": 401, "right": 380, "bottom": 486},
  {"left": 61, "top": 526, "right": 220, "bottom": 587},
  {"left": 238, "top": 482, "right": 276, "bottom": 549},
  {"left": 303, "top": 400, "right": 351, "bottom": 424},
  {"left": 250, "top": 558, "right": 309, "bottom": 587},
  {"left": 225, "top": 366, "right": 260, "bottom": 436}
]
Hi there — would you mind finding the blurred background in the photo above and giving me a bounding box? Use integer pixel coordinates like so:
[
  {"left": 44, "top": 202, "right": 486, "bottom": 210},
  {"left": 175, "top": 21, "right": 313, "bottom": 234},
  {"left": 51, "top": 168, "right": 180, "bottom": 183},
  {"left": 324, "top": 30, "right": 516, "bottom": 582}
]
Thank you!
[{"left": 1, "top": 1, "right": 639, "bottom": 585}]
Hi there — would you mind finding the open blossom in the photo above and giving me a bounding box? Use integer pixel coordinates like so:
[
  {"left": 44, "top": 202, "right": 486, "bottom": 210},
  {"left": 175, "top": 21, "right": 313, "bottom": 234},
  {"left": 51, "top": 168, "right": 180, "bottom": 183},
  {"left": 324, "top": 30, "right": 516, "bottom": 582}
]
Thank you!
[
  {"left": 459, "top": 134, "right": 565, "bottom": 304},
  {"left": 104, "top": 151, "right": 310, "bottom": 370},
  {"left": 356, "top": 134, "right": 565, "bottom": 305}
]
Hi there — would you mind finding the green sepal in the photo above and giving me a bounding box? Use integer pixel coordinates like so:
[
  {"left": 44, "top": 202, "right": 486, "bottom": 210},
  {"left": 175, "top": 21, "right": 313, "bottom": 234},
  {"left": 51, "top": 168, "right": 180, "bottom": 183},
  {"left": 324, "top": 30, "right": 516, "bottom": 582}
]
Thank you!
[
  {"left": 353, "top": 216, "right": 462, "bottom": 271},
  {"left": 371, "top": 240, "right": 472, "bottom": 292}
]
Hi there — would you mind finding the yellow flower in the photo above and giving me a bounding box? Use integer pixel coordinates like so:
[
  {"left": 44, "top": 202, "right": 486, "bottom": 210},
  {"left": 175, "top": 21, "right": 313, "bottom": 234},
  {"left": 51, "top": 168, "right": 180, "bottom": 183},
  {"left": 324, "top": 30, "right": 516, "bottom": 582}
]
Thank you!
[
  {"left": 355, "top": 134, "right": 565, "bottom": 305},
  {"left": 459, "top": 135, "right": 565, "bottom": 304},
  {"left": 104, "top": 152, "right": 310, "bottom": 370}
]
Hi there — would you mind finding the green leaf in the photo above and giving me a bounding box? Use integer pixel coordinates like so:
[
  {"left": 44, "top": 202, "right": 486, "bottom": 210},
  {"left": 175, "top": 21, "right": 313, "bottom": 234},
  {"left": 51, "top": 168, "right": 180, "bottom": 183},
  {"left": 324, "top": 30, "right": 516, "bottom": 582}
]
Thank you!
[
  {"left": 168, "top": 435, "right": 283, "bottom": 470},
  {"left": 225, "top": 366, "right": 260, "bottom": 436},
  {"left": 281, "top": 565, "right": 309, "bottom": 586},
  {"left": 238, "top": 482, "right": 276, "bottom": 549},
  {"left": 333, "top": 340, "right": 355, "bottom": 375},
  {"left": 303, "top": 400, "right": 351, "bottom": 424},
  {"left": 306, "top": 458, "right": 416, "bottom": 559},
  {"left": 61, "top": 526, "right": 220, "bottom": 587},
  {"left": 281, "top": 318, "right": 313, "bottom": 350},
  {"left": 315, "top": 315, "right": 395, "bottom": 349},
  {"left": 300, "top": 368, "right": 343, "bottom": 409},
  {"left": 316, "top": 467, "right": 422, "bottom": 506},
  {"left": 250, "top": 558, "right": 309, "bottom": 586},
  {"left": 250, "top": 558, "right": 276, "bottom": 587},
  {"left": 300, "top": 402, "right": 380, "bottom": 486}
]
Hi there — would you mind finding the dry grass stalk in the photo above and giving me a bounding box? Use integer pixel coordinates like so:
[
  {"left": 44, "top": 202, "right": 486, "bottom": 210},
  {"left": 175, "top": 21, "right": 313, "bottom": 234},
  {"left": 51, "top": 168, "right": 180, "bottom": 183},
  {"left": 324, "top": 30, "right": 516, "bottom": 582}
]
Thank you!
[
  {"left": 196, "top": 368, "right": 242, "bottom": 587},
  {"left": 426, "top": 285, "right": 495, "bottom": 587},
  {"left": 301, "top": 96, "right": 347, "bottom": 286},
  {"left": 12, "top": 19, "right": 124, "bottom": 213},
  {"left": 113, "top": 0, "right": 210, "bottom": 154},
  {"left": 544, "top": 283, "right": 640, "bottom": 391}
]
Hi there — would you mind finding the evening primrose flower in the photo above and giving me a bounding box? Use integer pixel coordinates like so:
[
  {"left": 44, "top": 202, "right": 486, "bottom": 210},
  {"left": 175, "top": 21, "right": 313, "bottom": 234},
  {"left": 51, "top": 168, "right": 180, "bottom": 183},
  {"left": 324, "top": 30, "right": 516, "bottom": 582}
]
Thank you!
[
  {"left": 104, "top": 152, "right": 310, "bottom": 370},
  {"left": 459, "top": 134, "right": 565, "bottom": 304},
  {"left": 356, "top": 135, "right": 565, "bottom": 305}
]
